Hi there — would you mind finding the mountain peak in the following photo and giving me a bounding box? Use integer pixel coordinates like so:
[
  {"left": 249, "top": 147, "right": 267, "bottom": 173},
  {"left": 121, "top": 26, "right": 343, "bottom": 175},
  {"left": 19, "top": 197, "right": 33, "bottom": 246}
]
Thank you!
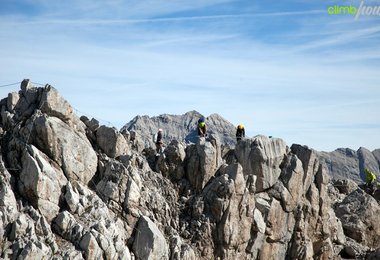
[
  {"left": 1, "top": 81, "right": 379, "bottom": 259},
  {"left": 122, "top": 110, "right": 236, "bottom": 147}
]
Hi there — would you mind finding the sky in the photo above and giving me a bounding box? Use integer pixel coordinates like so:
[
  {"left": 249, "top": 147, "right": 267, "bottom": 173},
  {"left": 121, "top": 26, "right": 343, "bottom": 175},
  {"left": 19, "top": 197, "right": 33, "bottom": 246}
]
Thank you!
[{"left": 0, "top": 0, "right": 379, "bottom": 152}]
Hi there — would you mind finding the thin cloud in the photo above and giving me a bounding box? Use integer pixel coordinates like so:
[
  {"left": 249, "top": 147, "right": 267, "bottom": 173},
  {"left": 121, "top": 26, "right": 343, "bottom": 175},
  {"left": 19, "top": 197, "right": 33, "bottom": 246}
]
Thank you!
[
  {"left": 4, "top": 9, "right": 325, "bottom": 26},
  {"left": 293, "top": 25, "right": 380, "bottom": 52},
  {"left": 0, "top": 1, "right": 379, "bottom": 151}
]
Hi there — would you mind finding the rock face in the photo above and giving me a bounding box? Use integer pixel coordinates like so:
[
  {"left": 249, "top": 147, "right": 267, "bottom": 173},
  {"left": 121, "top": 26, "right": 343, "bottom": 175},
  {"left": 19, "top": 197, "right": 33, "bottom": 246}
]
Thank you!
[
  {"left": 95, "top": 125, "right": 128, "bottom": 158},
  {"left": 121, "top": 110, "right": 237, "bottom": 147},
  {"left": 19, "top": 145, "right": 67, "bottom": 222},
  {"left": 235, "top": 135, "right": 288, "bottom": 192},
  {"left": 3, "top": 81, "right": 97, "bottom": 185},
  {"left": 336, "top": 189, "right": 380, "bottom": 247},
  {"left": 318, "top": 147, "right": 380, "bottom": 184},
  {"left": 185, "top": 135, "right": 222, "bottom": 192},
  {"left": 0, "top": 80, "right": 379, "bottom": 260},
  {"left": 133, "top": 216, "right": 169, "bottom": 260}
]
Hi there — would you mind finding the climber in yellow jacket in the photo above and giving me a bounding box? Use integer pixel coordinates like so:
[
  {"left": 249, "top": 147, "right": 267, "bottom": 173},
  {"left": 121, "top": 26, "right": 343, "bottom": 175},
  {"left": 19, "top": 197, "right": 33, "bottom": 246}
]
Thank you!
[{"left": 365, "top": 168, "right": 377, "bottom": 194}]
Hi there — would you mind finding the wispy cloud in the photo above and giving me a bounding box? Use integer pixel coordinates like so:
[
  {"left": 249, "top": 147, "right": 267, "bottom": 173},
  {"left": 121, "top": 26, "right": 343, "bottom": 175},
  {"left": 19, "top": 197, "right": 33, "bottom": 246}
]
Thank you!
[
  {"left": 0, "top": 0, "right": 379, "bottom": 151},
  {"left": 5, "top": 9, "right": 326, "bottom": 26}
]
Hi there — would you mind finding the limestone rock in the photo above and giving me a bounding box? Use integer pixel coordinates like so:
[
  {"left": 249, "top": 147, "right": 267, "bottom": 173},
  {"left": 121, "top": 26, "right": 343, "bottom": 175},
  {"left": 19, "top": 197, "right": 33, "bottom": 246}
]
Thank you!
[
  {"left": 80, "top": 116, "right": 100, "bottom": 132},
  {"left": 0, "top": 156, "right": 18, "bottom": 235},
  {"left": 373, "top": 149, "right": 380, "bottom": 164},
  {"left": 13, "top": 80, "right": 41, "bottom": 121},
  {"left": 7, "top": 92, "right": 19, "bottom": 112},
  {"left": 122, "top": 110, "right": 237, "bottom": 147},
  {"left": 133, "top": 216, "right": 169, "bottom": 260},
  {"left": 160, "top": 139, "right": 186, "bottom": 180},
  {"left": 17, "top": 241, "right": 51, "bottom": 260},
  {"left": 335, "top": 189, "right": 380, "bottom": 248},
  {"left": 96, "top": 159, "right": 129, "bottom": 204},
  {"left": 39, "top": 85, "right": 85, "bottom": 133},
  {"left": 79, "top": 232, "right": 103, "bottom": 260},
  {"left": 30, "top": 114, "right": 97, "bottom": 184},
  {"left": 318, "top": 147, "right": 380, "bottom": 184},
  {"left": 96, "top": 125, "right": 129, "bottom": 158},
  {"left": 235, "top": 135, "right": 288, "bottom": 192},
  {"left": 19, "top": 145, "right": 67, "bottom": 222},
  {"left": 367, "top": 248, "right": 380, "bottom": 260},
  {"left": 6, "top": 206, "right": 58, "bottom": 259},
  {"left": 357, "top": 147, "right": 379, "bottom": 180},
  {"left": 1, "top": 81, "right": 380, "bottom": 260},
  {"left": 185, "top": 137, "right": 222, "bottom": 192},
  {"left": 169, "top": 235, "right": 196, "bottom": 260},
  {"left": 333, "top": 179, "right": 358, "bottom": 195}
]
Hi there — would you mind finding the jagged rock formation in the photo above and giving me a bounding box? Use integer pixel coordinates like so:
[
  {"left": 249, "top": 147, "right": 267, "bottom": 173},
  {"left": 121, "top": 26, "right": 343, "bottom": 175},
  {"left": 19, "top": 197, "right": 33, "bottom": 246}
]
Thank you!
[
  {"left": 318, "top": 147, "right": 380, "bottom": 183},
  {"left": 0, "top": 80, "right": 379, "bottom": 259},
  {"left": 121, "top": 110, "right": 237, "bottom": 148}
]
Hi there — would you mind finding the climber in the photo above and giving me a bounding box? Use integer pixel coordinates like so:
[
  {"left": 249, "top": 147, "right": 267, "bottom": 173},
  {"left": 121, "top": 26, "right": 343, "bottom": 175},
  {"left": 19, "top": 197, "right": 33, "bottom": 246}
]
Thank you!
[
  {"left": 236, "top": 124, "right": 245, "bottom": 142},
  {"left": 365, "top": 168, "right": 377, "bottom": 195},
  {"left": 197, "top": 118, "right": 207, "bottom": 137},
  {"left": 154, "top": 128, "right": 164, "bottom": 155}
]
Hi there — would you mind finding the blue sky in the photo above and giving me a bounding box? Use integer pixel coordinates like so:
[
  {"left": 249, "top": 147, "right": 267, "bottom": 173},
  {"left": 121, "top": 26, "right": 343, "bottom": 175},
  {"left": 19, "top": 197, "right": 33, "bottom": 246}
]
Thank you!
[{"left": 0, "top": 0, "right": 379, "bottom": 151}]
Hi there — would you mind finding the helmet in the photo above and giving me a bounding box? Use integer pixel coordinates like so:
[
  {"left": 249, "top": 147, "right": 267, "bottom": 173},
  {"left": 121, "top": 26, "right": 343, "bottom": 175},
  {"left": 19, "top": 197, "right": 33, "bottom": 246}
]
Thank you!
[
  {"left": 238, "top": 124, "right": 244, "bottom": 129},
  {"left": 158, "top": 128, "right": 163, "bottom": 132},
  {"left": 200, "top": 122, "right": 205, "bottom": 128},
  {"left": 198, "top": 117, "right": 205, "bottom": 123}
]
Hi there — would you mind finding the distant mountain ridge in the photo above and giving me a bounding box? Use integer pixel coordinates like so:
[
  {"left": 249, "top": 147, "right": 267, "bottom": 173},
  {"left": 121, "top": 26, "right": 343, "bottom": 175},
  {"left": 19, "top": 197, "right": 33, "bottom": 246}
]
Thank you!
[
  {"left": 318, "top": 147, "right": 380, "bottom": 183},
  {"left": 121, "top": 110, "right": 237, "bottom": 147},
  {"left": 122, "top": 111, "right": 380, "bottom": 184}
]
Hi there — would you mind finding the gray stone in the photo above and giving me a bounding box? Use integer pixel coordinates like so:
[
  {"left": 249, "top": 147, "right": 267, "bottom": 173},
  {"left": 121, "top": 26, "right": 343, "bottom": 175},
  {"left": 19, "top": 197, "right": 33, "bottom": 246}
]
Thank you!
[
  {"left": 10, "top": 213, "right": 33, "bottom": 241},
  {"left": 2, "top": 82, "right": 380, "bottom": 260},
  {"left": 96, "top": 159, "right": 129, "bottom": 204},
  {"left": 373, "top": 149, "right": 380, "bottom": 165},
  {"left": 253, "top": 209, "right": 266, "bottom": 234},
  {"left": 335, "top": 189, "right": 380, "bottom": 248},
  {"left": 31, "top": 115, "right": 97, "bottom": 184},
  {"left": 236, "top": 135, "right": 288, "bottom": 192},
  {"left": 291, "top": 144, "right": 321, "bottom": 192},
  {"left": 64, "top": 182, "right": 83, "bottom": 214},
  {"left": 79, "top": 232, "right": 103, "bottom": 260},
  {"left": 18, "top": 241, "right": 52, "bottom": 260},
  {"left": 318, "top": 146, "right": 380, "bottom": 184},
  {"left": 124, "top": 178, "right": 141, "bottom": 211},
  {"left": 342, "top": 237, "right": 368, "bottom": 259},
  {"left": 96, "top": 125, "right": 129, "bottom": 158},
  {"left": 88, "top": 118, "right": 100, "bottom": 132},
  {"left": 333, "top": 179, "right": 358, "bottom": 195},
  {"left": 1, "top": 110, "right": 14, "bottom": 129},
  {"left": 133, "top": 216, "right": 169, "bottom": 260},
  {"left": 53, "top": 211, "right": 85, "bottom": 243},
  {"left": 121, "top": 111, "right": 237, "bottom": 148},
  {"left": 19, "top": 145, "right": 67, "bottom": 222},
  {"left": 7, "top": 92, "right": 19, "bottom": 112},
  {"left": 0, "top": 156, "right": 18, "bottom": 229},
  {"left": 39, "top": 85, "right": 85, "bottom": 133},
  {"left": 185, "top": 137, "right": 222, "bottom": 192},
  {"left": 367, "top": 248, "right": 380, "bottom": 260},
  {"left": 358, "top": 147, "right": 379, "bottom": 180},
  {"left": 160, "top": 140, "right": 186, "bottom": 180}
]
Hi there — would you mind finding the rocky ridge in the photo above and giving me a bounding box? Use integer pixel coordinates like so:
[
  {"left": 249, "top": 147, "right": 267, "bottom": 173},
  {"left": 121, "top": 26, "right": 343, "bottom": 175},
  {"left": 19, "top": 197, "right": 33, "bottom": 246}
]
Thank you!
[
  {"left": 0, "top": 80, "right": 379, "bottom": 259},
  {"left": 121, "top": 111, "right": 237, "bottom": 148},
  {"left": 318, "top": 147, "right": 380, "bottom": 184},
  {"left": 124, "top": 111, "right": 380, "bottom": 186}
]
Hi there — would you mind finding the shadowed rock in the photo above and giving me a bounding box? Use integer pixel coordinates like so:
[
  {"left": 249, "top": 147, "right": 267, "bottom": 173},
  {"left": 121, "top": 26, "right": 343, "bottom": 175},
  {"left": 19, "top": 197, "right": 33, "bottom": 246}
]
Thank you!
[
  {"left": 121, "top": 110, "right": 237, "bottom": 147},
  {"left": 0, "top": 80, "right": 379, "bottom": 260}
]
